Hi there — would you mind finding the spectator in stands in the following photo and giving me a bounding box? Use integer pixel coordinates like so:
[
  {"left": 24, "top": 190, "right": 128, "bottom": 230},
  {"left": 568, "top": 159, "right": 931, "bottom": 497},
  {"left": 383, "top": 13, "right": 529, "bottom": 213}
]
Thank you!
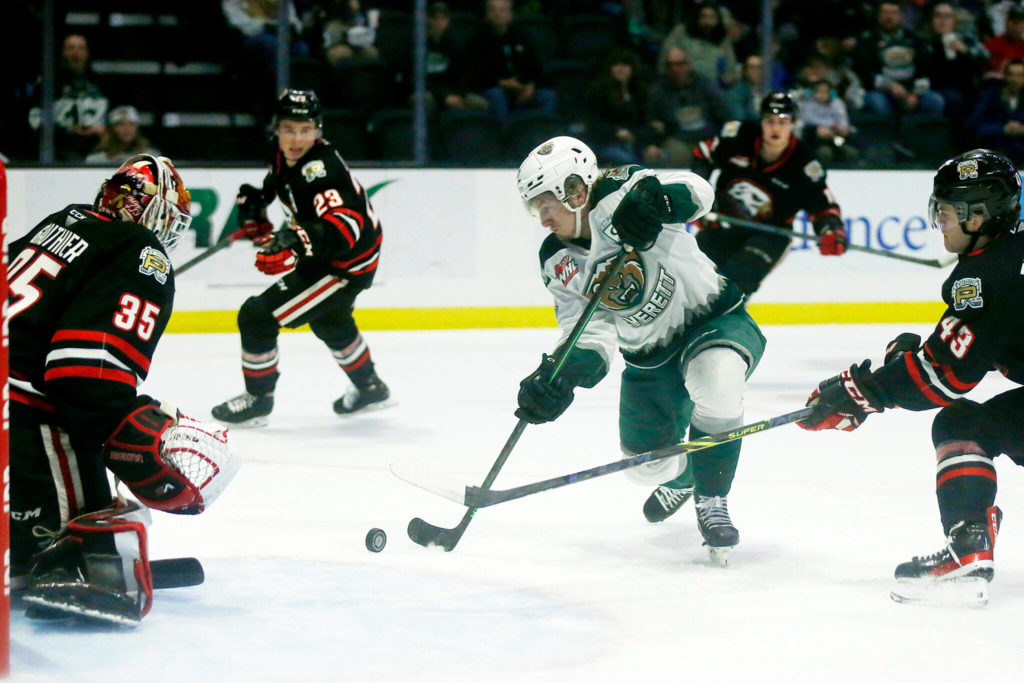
[
  {"left": 795, "top": 80, "right": 858, "bottom": 163},
  {"left": 85, "top": 106, "right": 160, "bottom": 165},
  {"left": 797, "top": 33, "right": 867, "bottom": 112},
  {"left": 465, "top": 0, "right": 556, "bottom": 121},
  {"left": 28, "top": 33, "right": 108, "bottom": 161},
  {"left": 924, "top": 2, "right": 989, "bottom": 144},
  {"left": 307, "top": 0, "right": 380, "bottom": 67},
  {"left": 969, "top": 58, "right": 1024, "bottom": 163},
  {"left": 423, "top": 1, "right": 487, "bottom": 112},
  {"left": 644, "top": 45, "right": 731, "bottom": 167},
  {"left": 984, "top": 6, "right": 1024, "bottom": 79},
  {"left": 659, "top": 1, "right": 740, "bottom": 90},
  {"left": 854, "top": 1, "right": 944, "bottom": 119},
  {"left": 725, "top": 54, "right": 771, "bottom": 121},
  {"left": 583, "top": 48, "right": 649, "bottom": 166}
]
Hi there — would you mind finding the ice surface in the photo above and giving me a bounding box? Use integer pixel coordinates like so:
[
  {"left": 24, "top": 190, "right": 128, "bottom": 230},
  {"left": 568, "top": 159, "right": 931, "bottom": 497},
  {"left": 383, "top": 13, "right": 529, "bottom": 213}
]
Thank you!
[{"left": 11, "top": 324, "right": 1024, "bottom": 682}]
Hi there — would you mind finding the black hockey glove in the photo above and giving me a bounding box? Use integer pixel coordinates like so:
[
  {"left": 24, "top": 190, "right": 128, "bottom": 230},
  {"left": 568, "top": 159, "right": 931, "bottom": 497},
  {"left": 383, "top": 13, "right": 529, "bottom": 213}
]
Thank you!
[
  {"left": 612, "top": 176, "right": 672, "bottom": 251},
  {"left": 236, "top": 184, "right": 273, "bottom": 241},
  {"left": 515, "top": 354, "right": 576, "bottom": 424},
  {"left": 798, "top": 360, "right": 889, "bottom": 432}
]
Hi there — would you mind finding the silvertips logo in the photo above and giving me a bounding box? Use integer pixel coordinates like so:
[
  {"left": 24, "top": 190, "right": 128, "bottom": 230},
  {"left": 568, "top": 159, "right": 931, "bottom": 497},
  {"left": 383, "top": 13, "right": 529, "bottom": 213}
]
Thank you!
[{"left": 537, "top": 142, "right": 554, "bottom": 155}]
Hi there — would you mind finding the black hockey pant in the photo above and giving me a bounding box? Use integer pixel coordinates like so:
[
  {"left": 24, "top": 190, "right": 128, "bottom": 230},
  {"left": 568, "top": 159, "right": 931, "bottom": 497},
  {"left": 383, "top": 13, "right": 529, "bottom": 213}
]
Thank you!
[
  {"left": 696, "top": 226, "right": 790, "bottom": 296},
  {"left": 236, "top": 268, "right": 375, "bottom": 395}
]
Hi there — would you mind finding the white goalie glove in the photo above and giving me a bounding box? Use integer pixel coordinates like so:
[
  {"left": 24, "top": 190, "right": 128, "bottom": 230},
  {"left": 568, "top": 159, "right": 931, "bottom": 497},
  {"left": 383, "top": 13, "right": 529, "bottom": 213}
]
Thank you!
[{"left": 103, "top": 399, "right": 241, "bottom": 514}]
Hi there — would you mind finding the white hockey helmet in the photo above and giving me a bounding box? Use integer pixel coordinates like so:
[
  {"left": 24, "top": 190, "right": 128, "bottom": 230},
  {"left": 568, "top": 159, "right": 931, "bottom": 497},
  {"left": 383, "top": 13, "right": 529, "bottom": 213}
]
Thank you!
[{"left": 517, "top": 136, "right": 600, "bottom": 215}]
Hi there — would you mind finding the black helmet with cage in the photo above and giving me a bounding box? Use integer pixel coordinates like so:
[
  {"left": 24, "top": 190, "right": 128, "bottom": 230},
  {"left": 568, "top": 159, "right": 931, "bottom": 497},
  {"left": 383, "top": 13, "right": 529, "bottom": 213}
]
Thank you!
[
  {"left": 760, "top": 91, "right": 797, "bottom": 119},
  {"left": 273, "top": 89, "right": 322, "bottom": 129},
  {"left": 929, "top": 149, "right": 1021, "bottom": 241}
]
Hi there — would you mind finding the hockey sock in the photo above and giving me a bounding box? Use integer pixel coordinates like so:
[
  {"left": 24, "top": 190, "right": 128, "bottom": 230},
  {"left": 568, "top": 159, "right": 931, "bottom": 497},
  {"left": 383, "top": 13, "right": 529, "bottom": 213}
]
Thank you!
[
  {"left": 935, "top": 441, "right": 997, "bottom": 534},
  {"left": 241, "top": 346, "right": 280, "bottom": 395},
  {"left": 331, "top": 334, "right": 378, "bottom": 387},
  {"left": 689, "top": 426, "right": 741, "bottom": 497},
  {"left": 662, "top": 456, "right": 696, "bottom": 490}
]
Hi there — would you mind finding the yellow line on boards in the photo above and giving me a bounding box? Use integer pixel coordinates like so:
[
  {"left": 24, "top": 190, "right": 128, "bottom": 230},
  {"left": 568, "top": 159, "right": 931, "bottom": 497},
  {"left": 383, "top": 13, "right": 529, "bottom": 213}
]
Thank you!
[{"left": 164, "top": 302, "right": 947, "bottom": 334}]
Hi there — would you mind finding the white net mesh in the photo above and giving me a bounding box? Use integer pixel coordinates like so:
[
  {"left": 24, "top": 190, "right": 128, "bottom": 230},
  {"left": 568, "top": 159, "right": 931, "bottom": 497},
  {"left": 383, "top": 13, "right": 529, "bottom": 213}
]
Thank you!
[{"left": 160, "top": 416, "right": 240, "bottom": 510}]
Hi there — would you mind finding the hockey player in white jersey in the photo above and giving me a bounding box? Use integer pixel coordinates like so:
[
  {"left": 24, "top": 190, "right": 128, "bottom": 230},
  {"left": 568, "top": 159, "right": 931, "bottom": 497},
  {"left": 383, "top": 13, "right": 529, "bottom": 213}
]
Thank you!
[{"left": 515, "top": 136, "right": 766, "bottom": 562}]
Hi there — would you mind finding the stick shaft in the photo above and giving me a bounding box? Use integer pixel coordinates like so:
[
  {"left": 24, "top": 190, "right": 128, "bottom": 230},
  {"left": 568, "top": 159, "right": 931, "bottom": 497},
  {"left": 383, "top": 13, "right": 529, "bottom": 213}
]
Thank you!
[
  {"left": 175, "top": 232, "right": 241, "bottom": 275},
  {"left": 706, "top": 212, "right": 951, "bottom": 267},
  {"left": 464, "top": 407, "right": 814, "bottom": 508}
]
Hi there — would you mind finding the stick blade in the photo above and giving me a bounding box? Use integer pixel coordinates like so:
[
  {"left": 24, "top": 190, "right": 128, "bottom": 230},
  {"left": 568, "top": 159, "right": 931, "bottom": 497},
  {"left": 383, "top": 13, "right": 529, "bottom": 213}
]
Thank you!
[
  {"left": 151, "top": 557, "right": 205, "bottom": 589},
  {"left": 407, "top": 517, "right": 461, "bottom": 551},
  {"left": 389, "top": 459, "right": 469, "bottom": 506}
]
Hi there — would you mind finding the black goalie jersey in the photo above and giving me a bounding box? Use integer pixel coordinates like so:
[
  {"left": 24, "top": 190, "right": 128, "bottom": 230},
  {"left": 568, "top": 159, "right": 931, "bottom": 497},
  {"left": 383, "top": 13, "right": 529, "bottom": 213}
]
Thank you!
[
  {"left": 693, "top": 120, "right": 841, "bottom": 230},
  {"left": 875, "top": 225, "right": 1024, "bottom": 410},
  {"left": 259, "top": 139, "right": 382, "bottom": 288},
  {"left": 8, "top": 204, "right": 174, "bottom": 446}
]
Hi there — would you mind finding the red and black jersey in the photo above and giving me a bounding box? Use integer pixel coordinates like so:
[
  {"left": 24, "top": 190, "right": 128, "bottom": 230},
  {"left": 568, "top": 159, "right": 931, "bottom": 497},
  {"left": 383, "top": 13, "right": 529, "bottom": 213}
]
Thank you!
[
  {"left": 876, "top": 226, "right": 1024, "bottom": 411},
  {"left": 692, "top": 120, "right": 842, "bottom": 234},
  {"left": 8, "top": 203, "right": 174, "bottom": 446},
  {"left": 261, "top": 140, "right": 382, "bottom": 288}
]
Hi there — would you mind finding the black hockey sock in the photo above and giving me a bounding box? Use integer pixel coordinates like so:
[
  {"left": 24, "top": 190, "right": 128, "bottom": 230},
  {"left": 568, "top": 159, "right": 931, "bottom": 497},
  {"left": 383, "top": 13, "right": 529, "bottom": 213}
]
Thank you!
[
  {"left": 935, "top": 442, "right": 997, "bottom": 534},
  {"left": 689, "top": 425, "right": 741, "bottom": 497}
]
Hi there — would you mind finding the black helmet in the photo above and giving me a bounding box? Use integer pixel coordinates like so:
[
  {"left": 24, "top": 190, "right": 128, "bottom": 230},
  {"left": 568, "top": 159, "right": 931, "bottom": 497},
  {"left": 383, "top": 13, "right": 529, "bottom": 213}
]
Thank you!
[
  {"left": 273, "top": 89, "right": 322, "bottom": 128},
  {"left": 930, "top": 148, "right": 1021, "bottom": 236},
  {"left": 760, "top": 91, "right": 797, "bottom": 119}
]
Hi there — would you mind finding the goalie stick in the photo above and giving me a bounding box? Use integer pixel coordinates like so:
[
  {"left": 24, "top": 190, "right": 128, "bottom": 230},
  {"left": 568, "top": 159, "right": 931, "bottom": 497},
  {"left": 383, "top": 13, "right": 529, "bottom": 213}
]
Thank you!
[
  {"left": 705, "top": 211, "right": 958, "bottom": 268},
  {"left": 393, "top": 407, "right": 814, "bottom": 509},
  {"left": 407, "top": 248, "right": 633, "bottom": 552}
]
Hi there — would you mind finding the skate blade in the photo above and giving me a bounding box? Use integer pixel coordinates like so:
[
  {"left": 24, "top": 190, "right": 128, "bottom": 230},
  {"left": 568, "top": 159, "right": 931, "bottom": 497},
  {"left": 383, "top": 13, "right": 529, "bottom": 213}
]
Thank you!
[
  {"left": 334, "top": 398, "right": 396, "bottom": 417},
  {"left": 890, "top": 576, "right": 989, "bottom": 608},
  {"left": 212, "top": 415, "right": 268, "bottom": 429},
  {"left": 706, "top": 545, "right": 735, "bottom": 567},
  {"left": 23, "top": 594, "right": 141, "bottom": 627}
]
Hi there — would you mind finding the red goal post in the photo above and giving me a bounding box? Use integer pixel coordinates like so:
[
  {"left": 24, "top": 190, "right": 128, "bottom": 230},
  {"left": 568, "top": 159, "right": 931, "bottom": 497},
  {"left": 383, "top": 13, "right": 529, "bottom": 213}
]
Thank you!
[{"left": 1, "top": 155, "right": 10, "bottom": 676}]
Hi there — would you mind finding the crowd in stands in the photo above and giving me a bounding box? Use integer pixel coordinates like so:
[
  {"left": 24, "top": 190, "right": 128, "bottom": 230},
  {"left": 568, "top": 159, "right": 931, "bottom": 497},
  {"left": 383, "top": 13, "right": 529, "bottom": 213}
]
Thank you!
[{"left": 6, "top": 0, "right": 1024, "bottom": 168}]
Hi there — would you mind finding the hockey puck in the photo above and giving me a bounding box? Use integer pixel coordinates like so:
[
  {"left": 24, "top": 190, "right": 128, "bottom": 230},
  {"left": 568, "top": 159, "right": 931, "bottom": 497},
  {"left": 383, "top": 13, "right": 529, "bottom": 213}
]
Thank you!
[{"left": 365, "top": 528, "right": 387, "bottom": 552}]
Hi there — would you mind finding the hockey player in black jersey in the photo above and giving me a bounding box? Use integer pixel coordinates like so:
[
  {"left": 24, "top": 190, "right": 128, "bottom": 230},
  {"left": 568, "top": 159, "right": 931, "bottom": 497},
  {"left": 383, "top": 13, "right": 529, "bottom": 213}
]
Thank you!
[
  {"left": 799, "top": 149, "right": 1024, "bottom": 604},
  {"left": 8, "top": 154, "right": 239, "bottom": 624},
  {"left": 212, "top": 89, "right": 389, "bottom": 427},
  {"left": 691, "top": 91, "right": 847, "bottom": 297}
]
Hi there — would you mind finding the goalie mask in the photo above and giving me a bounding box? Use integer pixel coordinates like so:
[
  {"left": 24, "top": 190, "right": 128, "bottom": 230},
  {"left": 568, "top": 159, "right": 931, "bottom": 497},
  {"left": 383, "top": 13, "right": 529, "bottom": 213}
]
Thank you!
[
  {"left": 929, "top": 149, "right": 1021, "bottom": 241},
  {"left": 95, "top": 154, "right": 192, "bottom": 253},
  {"left": 517, "top": 137, "right": 599, "bottom": 238}
]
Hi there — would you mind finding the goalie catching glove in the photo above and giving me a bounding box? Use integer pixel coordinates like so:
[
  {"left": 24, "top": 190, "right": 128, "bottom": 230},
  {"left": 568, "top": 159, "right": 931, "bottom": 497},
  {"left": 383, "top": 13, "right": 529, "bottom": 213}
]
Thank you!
[
  {"left": 103, "top": 398, "right": 240, "bottom": 514},
  {"left": 255, "top": 224, "right": 315, "bottom": 275},
  {"left": 798, "top": 359, "right": 892, "bottom": 432},
  {"left": 236, "top": 183, "right": 273, "bottom": 241},
  {"left": 612, "top": 175, "right": 672, "bottom": 251}
]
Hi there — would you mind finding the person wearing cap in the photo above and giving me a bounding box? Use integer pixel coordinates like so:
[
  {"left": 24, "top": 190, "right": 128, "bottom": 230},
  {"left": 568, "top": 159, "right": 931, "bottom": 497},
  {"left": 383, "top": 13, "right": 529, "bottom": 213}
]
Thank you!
[
  {"left": 85, "top": 105, "right": 160, "bottom": 165},
  {"left": 690, "top": 90, "right": 847, "bottom": 298}
]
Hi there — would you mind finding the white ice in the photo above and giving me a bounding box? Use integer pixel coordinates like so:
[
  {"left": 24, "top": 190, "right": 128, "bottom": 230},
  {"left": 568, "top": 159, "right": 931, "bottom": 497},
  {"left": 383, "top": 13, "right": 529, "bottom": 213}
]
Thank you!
[{"left": 11, "top": 324, "right": 1024, "bottom": 682}]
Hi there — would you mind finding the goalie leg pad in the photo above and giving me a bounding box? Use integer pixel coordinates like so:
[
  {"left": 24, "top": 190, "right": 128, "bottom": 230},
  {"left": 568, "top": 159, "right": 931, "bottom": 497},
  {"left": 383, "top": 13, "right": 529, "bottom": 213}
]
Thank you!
[
  {"left": 104, "top": 400, "right": 241, "bottom": 514},
  {"left": 23, "top": 501, "right": 154, "bottom": 625}
]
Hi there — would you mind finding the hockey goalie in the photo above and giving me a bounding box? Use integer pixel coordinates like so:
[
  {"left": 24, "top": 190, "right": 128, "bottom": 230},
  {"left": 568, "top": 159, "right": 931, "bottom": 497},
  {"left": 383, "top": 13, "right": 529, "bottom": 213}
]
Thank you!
[{"left": 7, "top": 155, "right": 240, "bottom": 625}]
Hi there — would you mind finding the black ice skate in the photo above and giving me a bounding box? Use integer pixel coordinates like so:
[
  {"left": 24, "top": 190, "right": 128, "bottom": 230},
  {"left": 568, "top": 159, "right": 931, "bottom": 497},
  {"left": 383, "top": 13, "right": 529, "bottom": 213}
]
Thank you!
[
  {"left": 333, "top": 378, "right": 391, "bottom": 415},
  {"left": 211, "top": 392, "right": 274, "bottom": 428},
  {"left": 23, "top": 565, "right": 143, "bottom": 626},
  {"left": 643, "top": 485, "right": 694, "bottom": 523},
  {"left": 891, "top": 508, "right": 1001, "bottom": 606},
  {"left": 695, "top": 494, "right": 739, "bottom": 566}
]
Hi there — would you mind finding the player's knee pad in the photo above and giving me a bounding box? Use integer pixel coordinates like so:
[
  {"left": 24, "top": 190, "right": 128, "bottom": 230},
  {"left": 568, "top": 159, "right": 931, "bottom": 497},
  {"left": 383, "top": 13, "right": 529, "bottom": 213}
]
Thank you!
[
  {"left": 932, "top": 399, "right": 997, "bottom": 454},
  {"left": 622, "top": 448, "right": 688, "bottom": 486},
  {"left": 237, "top": 296, "right": 280, "bottom": 340},
  {"left": 684, "top": 347, "right": 746, "bottom": 433}
]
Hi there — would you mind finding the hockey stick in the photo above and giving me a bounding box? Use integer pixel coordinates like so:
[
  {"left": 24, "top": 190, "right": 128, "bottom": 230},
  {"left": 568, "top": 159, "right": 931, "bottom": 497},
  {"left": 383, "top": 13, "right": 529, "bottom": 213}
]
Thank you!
[
  {"left": 705, "top": 211, "right": 958, "bottom": 268},
  {"left": 174, "top": 229, "right": 246, "bottom": 275},
  {"left": 151, "top": 557, "right": 205, "bottom": 589},
  {"left": 405, "top": 248, "right": 633, "bottom": 551},
  {"left": 394, "top": 407, "right": 814, "bottom": 508}
]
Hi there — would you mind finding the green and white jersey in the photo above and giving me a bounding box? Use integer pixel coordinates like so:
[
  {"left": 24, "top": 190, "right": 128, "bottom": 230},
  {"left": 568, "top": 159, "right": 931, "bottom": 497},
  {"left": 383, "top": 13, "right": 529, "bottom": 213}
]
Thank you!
[{"left": 539, "top": 164, "right": 745, "bottom": 366}]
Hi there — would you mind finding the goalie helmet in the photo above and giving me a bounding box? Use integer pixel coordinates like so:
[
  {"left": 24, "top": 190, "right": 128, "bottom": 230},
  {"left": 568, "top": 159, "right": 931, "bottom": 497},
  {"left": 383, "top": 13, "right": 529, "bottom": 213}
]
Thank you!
[
  {"left": 94, "top": 154, "right": 192, "bottom": 253},
  {"left": 929, "top": 148, "right": 1021, "bottom": 236},
  {"left": 517, "top": 136, "right": 600, "bottom": 215},
  {"left": 273, "top": 88, "right": 322, "bottom": 129}
]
